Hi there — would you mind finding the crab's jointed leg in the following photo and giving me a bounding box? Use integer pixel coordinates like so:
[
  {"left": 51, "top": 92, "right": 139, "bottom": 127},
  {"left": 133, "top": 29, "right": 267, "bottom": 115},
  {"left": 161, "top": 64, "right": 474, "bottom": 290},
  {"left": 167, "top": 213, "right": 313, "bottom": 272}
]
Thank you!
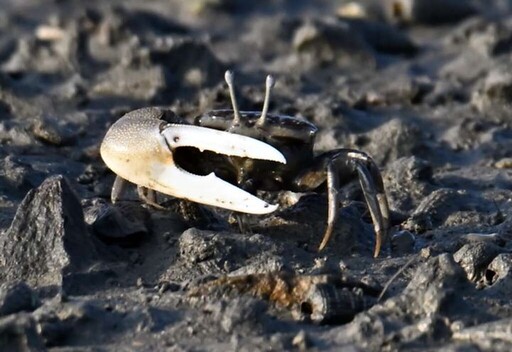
[
  {"left": 111, "top": 176, "right": 127, "bottom": 204},
  {"left": 101, "top": 110, "right": 286, "bottom": 214},
  {"left": 294, "top": 149, "right": 390, "bottom": 257}
]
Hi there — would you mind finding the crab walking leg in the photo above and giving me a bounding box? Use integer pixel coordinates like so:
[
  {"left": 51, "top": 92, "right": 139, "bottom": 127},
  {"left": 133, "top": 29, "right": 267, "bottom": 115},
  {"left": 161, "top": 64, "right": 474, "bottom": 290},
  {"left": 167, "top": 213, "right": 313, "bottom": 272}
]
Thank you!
[
  {"left": 137, "top": 186, "right": 162, "bottom": 208},
  {"left": 101, "top": 115, "right": 286, "bottom": 214},
  {"left": 302, "top": 149, "right": 389, "bottom": 257},
  {"left": 318, "top": 163, "right": 340, "bottom": 251},
  {"left": 111, "top": 176, "right": 128, "bottom": 204},
  {"left": 366, "top": 161, "right": 390, "bottom": 251},
  {"left": 338, "top": 150, "right": 389, "bottom": 257},
  {"left": 353, "top": 160, "right": 388, "bottom": 257}
]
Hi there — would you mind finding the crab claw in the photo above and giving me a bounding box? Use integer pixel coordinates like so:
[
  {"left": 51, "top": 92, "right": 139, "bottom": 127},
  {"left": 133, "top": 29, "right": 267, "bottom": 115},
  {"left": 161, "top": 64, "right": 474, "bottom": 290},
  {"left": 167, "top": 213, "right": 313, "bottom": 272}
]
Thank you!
[{"left": 100, "top": 112, "right": 286, "bottom": 214}]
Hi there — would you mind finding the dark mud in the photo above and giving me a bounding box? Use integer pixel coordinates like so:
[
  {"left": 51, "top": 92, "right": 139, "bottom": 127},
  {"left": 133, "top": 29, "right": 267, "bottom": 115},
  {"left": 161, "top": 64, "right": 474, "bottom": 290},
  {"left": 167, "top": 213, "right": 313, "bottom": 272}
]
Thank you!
[{"left": 1, "top": 0, "right": 512, "bottom": 350}]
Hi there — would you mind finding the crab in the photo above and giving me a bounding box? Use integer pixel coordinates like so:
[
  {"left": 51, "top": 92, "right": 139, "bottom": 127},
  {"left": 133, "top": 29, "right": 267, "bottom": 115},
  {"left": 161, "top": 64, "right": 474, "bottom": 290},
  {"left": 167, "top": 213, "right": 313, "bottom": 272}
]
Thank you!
[{"left": 100, "top": 71, "right": 390, "bottom": 257}]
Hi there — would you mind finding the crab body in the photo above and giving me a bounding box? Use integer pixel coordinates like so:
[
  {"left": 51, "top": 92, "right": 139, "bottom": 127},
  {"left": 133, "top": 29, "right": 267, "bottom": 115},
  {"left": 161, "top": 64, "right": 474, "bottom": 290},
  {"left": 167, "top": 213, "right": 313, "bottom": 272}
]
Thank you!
[
  {"left": 193, "top": 109, "right": 318, "bottom": 192},
  {"left": 100, "top": 71, "right": 390, "bottom": 256}
]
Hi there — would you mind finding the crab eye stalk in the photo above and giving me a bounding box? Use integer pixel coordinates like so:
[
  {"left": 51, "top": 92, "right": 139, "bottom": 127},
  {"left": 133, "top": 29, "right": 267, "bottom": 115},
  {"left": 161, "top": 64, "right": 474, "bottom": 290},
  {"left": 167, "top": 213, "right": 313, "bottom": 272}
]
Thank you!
[
  {"left": 224, "top": 70, "right": 242, "bottom": 127},
  {"left": 257, "top": 74, "right": 275, "bottom": 127}
]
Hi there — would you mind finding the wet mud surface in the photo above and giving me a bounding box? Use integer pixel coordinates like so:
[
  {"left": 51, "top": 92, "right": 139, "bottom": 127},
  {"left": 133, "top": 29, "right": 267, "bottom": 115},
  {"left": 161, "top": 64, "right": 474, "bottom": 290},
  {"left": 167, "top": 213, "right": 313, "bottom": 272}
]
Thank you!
[{"left": 1, "top": 0, "right": 512, "bottom": 350}]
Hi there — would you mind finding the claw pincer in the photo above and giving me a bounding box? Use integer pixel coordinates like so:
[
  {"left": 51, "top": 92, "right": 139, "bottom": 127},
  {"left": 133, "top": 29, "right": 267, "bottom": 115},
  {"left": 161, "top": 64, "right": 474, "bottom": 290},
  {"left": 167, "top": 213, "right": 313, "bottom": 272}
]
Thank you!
[{"left": 100, "top": 108, "right": 286, "bottom": 215}]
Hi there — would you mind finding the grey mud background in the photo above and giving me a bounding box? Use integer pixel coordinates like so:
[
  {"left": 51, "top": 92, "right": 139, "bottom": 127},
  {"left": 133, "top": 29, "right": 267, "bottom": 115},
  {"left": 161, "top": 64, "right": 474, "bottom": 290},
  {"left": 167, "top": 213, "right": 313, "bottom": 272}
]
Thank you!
[{"left": 1, "top": 0, "right": 512, "bottom": 351}]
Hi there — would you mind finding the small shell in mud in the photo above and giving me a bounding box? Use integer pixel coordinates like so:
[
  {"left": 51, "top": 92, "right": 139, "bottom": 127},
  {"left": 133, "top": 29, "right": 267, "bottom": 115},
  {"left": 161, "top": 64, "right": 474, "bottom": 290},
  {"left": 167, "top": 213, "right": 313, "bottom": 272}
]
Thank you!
[
  {"left": 296, "top": 283, "right": 375, "bottom": 324},
  {"left": 391, "top": 230, "right": 416, "bottom": 254},
  {"left": 188, "top": 272, "right": 381, "bottom": 324}
]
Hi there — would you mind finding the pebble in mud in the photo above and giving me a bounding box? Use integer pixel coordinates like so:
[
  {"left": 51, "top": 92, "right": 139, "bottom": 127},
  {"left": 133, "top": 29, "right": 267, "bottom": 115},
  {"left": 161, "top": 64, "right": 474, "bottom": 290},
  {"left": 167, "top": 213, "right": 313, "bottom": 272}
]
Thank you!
[
  {"left": 472, "top": 63, "right": 512, "bottom": 122},
  {"left": 383, "top": 156, "right": 433, "bottom": 218},
  {"left": 453, "top": 241, "right": 503, "bottom": 283},
  {"left": 210, "top": 297, "right": 268, "bottom": 334},
  {"left": 447, "top": 18, "right": 512, "bottom": 58},
  {"left": 0, "top": 282, "right": 39, "bottom": 317},
  {"left": 292, "top": 330, "right": 311, "bottom": 351},
  {"left": 91, "top": 64, "right": 168, "bottom": 101},
  {"left": 162, "top": 199, "right": 228, "bottom": 231},
  {"left": 483, "top": 253, "right": 512, "bottom": 295},
  {"left": 453, "top": 318, "right": 512, "bottom": 346},
  {"left": 0, "top": 313, "right": 45, "bottom": 351},
  {"left": 292, "top": 19, "right": 376, "bottom": 69},
  {"left": 173, "top": 228, "right": 284, "bottom": 280},
  {"left": 361, "top": 118, "right": 426, "bottom": 166},
  {"left": 339, "top": 18, "right": 417, "bottom": 55},
  {"left": 391, "top": 230, "right": 416, "bottom": 254},
  {"left": 31, "top": 116, "right": 78, "bottom": 146},
  {"left": 83, "top": 198, "right": 151, "bottom": 247},
  {"left": 145, "top": 38, "right": 227, "bottom": 90},
  {"left": 403, "top": 189, "right": 491, "bottom": 234},
  {"left": 0, "top": 156, "right": 47, "bottom": 195}
]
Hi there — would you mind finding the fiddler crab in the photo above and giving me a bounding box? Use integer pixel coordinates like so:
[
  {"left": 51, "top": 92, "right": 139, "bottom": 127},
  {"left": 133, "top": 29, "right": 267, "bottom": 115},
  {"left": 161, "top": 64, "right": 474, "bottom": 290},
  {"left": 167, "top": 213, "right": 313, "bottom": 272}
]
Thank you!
[{"left": 100, "top": 71, "right": 390, "bottom": 257}]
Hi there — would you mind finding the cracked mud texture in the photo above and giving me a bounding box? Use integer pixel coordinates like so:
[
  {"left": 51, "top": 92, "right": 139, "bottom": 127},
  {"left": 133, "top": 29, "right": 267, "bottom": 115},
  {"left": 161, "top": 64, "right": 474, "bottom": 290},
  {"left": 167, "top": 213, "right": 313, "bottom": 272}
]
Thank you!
[{"left": 1, "top": 0, "right": 512, "bottom": 351}]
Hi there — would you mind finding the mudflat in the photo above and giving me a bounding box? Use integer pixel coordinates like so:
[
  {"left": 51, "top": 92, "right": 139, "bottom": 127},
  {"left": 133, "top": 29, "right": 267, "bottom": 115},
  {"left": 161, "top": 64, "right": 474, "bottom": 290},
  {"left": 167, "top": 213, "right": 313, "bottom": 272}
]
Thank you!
[{"left": 0, "top": 1, "right": 512, "bottom": 350}]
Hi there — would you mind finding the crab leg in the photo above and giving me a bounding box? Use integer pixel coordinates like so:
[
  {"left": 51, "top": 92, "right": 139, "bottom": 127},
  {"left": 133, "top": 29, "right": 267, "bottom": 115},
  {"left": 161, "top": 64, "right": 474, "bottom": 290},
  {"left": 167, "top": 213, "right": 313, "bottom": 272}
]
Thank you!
[
  {"left": 111, "top": 176, "right": 127, "bottom": 204},
  {"left": 318, "top": 163, "right": 339, "bottom": 252},
  {"left": 350, "top": 154, "right": 390, "bottom": 257},
  {"left": 323, "top": 150, "right": 389, "bottom": 257},
  {"left": 101, "top": 113, "right": 286, "bottom": 214},
  {"left": 295, "top": 149, "right": 389, "bottom": 257}
]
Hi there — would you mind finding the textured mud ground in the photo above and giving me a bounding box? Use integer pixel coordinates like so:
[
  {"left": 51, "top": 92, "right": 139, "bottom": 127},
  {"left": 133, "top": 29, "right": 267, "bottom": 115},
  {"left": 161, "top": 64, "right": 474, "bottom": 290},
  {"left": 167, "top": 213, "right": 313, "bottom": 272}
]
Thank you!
[{"left": 2, "top": 0, "right": 512, "bottom": 350}]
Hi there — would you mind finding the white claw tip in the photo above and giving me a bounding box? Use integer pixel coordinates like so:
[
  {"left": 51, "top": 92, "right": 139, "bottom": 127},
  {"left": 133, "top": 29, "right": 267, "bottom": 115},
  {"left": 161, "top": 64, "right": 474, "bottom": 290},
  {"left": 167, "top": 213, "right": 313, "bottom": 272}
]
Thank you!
[{"left": 261, "top": 203, "right": 279, "bottom": 213}]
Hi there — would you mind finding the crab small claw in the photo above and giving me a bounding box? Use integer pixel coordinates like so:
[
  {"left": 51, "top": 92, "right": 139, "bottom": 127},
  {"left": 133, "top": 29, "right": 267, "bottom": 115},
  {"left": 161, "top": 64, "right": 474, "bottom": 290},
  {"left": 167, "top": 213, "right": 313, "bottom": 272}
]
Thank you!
[{"left": 100, "top": 112, "right": 286, "bottom": 214}]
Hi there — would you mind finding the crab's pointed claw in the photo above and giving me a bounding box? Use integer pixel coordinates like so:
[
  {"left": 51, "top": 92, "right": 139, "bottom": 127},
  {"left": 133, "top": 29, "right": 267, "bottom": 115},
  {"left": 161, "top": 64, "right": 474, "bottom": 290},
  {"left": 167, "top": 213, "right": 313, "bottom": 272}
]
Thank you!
[{"left": 100, "top": 112, "right": 286, "bottom": 214}]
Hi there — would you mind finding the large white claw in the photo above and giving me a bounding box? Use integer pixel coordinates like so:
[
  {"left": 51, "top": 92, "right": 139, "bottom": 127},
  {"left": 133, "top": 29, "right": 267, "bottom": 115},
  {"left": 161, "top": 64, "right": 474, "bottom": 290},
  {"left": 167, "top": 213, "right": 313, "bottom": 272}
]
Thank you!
[{"left": 100, "top": 114, "right": 286, "bottom": 214}]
